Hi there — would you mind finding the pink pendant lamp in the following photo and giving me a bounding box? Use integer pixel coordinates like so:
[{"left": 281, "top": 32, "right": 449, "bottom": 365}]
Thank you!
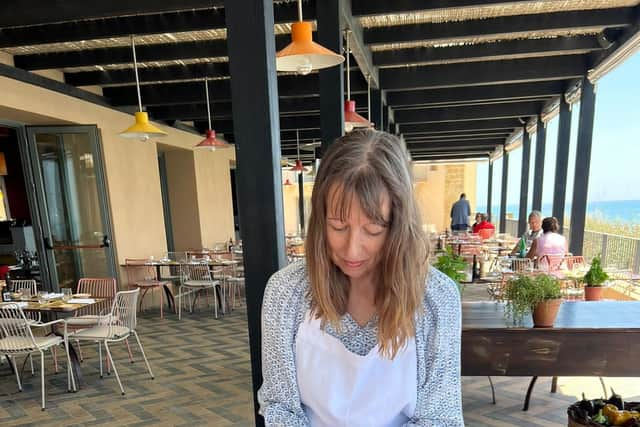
[
  {"left": 195, "top": 78, "right": 230, "bottom": 151},
  {"left": 343, "top": 30, "right": 371, "bottom": 132},
  {"left": 289, "top": 130, "right": 308, "bottom": 173}
]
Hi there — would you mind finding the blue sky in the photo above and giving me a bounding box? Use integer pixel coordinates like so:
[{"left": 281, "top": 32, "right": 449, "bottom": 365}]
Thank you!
[{"left": 476, "top": 51, "right": 640, "bottom": 205}]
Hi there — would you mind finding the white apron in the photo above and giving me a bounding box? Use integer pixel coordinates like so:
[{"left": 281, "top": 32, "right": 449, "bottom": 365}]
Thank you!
[{"left": 295, "top": 311, "right": 417, "bottom": 427}]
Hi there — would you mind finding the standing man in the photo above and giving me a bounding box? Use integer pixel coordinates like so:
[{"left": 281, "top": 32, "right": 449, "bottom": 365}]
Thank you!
[{"left": 450, "top": 193, "right": 471, "bottom": 232}]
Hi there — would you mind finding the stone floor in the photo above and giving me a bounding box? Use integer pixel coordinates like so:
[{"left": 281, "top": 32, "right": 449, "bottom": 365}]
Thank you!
[{"left": 0, "top": 285, "right": 638, "bottom": 426}]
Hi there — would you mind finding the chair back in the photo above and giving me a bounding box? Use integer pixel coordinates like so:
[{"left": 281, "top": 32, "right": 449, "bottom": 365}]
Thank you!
[
  {"left": 0, "top": 303, "right": 36, "bottom": 352},
  {"left": 511, "top": 258, "right": 533, "bottom": 273},
  {"left": 565, "top": 255, "right": 586, "bottom": 270},
  {"left": 77, "top": 278, "right": 117, "bottom": 317},
  {"left": 538, "top": 254, "right": 564, "bottom": 272},
  {"left": 9, "top": 279, "right": 37, "bottom": 296},
  {"left": 125, "top": 258, "right": 158, "bottom": 282},
  {"left": 183, "top": 264, "right": 213, "bottom": 281},
  {"left": 107, "top": 289, "right": 140, "bottom": 336}
]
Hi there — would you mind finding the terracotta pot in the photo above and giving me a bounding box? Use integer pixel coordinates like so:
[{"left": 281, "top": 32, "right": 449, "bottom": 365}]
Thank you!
[
  {"left": 584, "top": 286, "right": 604, "bottom": 301},
  {"left": 532, "top": 299, "right": 562, "bottom": 328}
]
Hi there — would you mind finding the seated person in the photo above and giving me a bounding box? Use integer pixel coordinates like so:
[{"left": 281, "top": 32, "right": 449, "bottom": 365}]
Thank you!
[
  {"left": 526, "top": 216, "right": 567, "bottom": 259},
  {"left": 510, "top": 210, "right": 543, "bottom": 255},
  {"left": 471, "top": 213, "right": 495, "bottom": 235},
  {"left": 471, "top": 213, "right": 482, "bottom": 231}
]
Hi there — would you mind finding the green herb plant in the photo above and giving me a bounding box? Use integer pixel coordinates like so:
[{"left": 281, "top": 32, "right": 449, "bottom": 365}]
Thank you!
[
  {"left": 504, "top": 274, "right": 562, "bottom": 324},
  {"left": 583, "top": 255, "right": 609, "bottom": 287},
  {"left": 433, "top": 247, "right": 468, "bottom": 293}
]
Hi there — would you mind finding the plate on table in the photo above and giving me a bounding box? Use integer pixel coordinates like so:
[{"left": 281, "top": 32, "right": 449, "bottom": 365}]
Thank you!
[{"left": 73, "top": 293, "right": 91, "bottom": 298}]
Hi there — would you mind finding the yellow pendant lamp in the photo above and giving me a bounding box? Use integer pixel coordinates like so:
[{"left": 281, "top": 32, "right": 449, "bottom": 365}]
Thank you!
[
  {"left": 119, "top": 36, "right": 167, "bottom": 140},
  {"left": 276, "top": 0, "right": 344, "bottom": 75},
  {"left": 343, "top": 30, "right": 372, "bottom": 132},
  {"left": 195, "top": 78, "right": 231, "bottom": 151}
]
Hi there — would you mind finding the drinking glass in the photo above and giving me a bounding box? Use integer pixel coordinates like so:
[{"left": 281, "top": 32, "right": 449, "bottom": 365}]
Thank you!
[
  {"left": 62, "top": 288, "right": 72, "bottom": 302},
  {"left": 37, "top": 291, "right": 48, "bottom": 304}
]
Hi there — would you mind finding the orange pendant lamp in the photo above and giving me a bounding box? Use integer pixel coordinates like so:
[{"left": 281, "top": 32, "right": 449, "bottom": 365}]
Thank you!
[
  {"left": 119, "top": 36, "right": 167, "bottom": 141},
  {"left": 276, "top": 0, "right": 344, "bottom": 75},
  {"left": 343, "top": 30, "right": 372, "bottom": 132},
  {"left": 195, "top": 78, "right": 231, "bottom": 151},
  {"left": 289, "top": 130, "right": 308, "bottom": 173}
]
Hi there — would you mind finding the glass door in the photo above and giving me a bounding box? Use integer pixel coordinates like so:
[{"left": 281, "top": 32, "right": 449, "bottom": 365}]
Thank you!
[{"left": 24, "top": 126, "right": 115, "bottom": 291}]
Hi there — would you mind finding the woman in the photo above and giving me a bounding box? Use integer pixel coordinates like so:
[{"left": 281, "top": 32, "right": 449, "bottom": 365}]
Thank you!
[
  {"left": 527, "top": 216, "right": 567, "bottom": 259},
  {"left": 258, "top": 130, "right": 463, "bottom": 426},
  {"left": 471, "top": 213, "right": 495, "bottom": 235}
]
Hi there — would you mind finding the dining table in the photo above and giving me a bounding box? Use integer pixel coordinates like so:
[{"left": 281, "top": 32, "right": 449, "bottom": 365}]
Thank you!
[{"left": 462, "top": 301, "right": 640, "bottom": 410}]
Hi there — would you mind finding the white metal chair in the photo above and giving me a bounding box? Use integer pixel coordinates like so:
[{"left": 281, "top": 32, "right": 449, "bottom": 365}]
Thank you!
[
  {"left": 66, "top": 289, "right": 154, "bottom": 395},
  {"left": 180, "top": 264, "right": 222, "bottom": 319},
  {"left": 0, "top": 302, "right": 74, "bottom": 410}
]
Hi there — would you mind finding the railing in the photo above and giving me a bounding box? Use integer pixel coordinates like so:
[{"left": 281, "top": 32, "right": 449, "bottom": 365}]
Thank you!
[{"left": 504, "top": 218, "right": 640, "bottom": 273}]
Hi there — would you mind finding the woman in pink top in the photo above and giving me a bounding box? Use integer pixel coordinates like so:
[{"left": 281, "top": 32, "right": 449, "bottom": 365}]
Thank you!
[{"left": 526, "top": 216, "right": 567, "bottom": 259}]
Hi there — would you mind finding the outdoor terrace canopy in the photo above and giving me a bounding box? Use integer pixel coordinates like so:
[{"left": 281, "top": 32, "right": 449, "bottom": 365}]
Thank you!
[{"left": 2, "top": 1, "right": 640, "bottom": 425}]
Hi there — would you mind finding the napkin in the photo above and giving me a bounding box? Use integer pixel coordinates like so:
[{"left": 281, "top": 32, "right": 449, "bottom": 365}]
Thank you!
[{"left": 68, "top": 298, "right": 96, "bottom": 304}]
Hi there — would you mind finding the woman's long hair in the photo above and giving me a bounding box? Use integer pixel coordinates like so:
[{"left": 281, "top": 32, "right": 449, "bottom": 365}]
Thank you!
[{"left": 305, "top": 130, "right": 429, "bottom": 359}]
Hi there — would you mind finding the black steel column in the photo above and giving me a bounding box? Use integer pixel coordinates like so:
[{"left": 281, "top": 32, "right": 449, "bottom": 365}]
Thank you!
[
  {"left": 487, "top": 161, "right": 493, "bottom": 222},
  {"left": 570, "top": 78, "right": 597, "bottom": 256},
  {"left": 532, "top": 116, "right": 546, "bottom": 211},
  {"left": 553, "top": 99, "right": 572, "bottom": 233},
  {"left": 317, "top": 0, "right": 343, "bottom": 154},
  {"left": 518, "top": 128, "right": 531, "bottom": 236},
  {"left": 499, "top": 149, "right": 509, "bottom": 234},
  {"left": 382, "top": 102, "right": 389, "bottom": 132},
  {"left": 224, "top": 1, "right": 286, "bottom": 425},
  {"left": 370, "top": 88, "right": 383, "bottom": 131},
  {"left": 298, "top": 172, "right": 305, "bottom": 236}
]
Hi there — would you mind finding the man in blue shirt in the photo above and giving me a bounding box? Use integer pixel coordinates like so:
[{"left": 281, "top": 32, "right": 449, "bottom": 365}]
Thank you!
[{"left": 450, "top": 193, "right": 471, "bottom": 232}]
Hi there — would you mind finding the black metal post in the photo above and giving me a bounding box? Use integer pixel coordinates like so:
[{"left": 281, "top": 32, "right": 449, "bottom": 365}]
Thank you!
[
  {"left": 487, "top": 161, "right": 493, "bottom": 222},
  {"left": 499, "top": 149, "right": 509, "bottom": 234},
  {"left": 532, "top": 116, "right": 546, "bottom": 211},
  {"left": 553, "top": 99, "right": 572, "bottom": 233},
  {"left": 224, "top": 1, "right": 286, "bottom": 425},
  {"left": 317, "top": 0, "right": 343, "bottom": 155},
  {"left": 370, "top": 88, "right": 383, "bottom": 131},
  {"left": 518, "top": 128, "right": 531, "bottom": 236},
  {"left": 298, "top": 171, "right": 305, "bottom": 236},
  {"left": 570, "top": 78, "right": 596, "bottom": 256},
  {"left": 382, "top": 102, "right": 389, "bottom": 132}
]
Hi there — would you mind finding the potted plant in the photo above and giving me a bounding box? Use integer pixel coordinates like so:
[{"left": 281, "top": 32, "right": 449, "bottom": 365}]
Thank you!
[
  {"left": 433, "top": 247, "right": 468, "bottom": 294},
  {"left": 583, "top": 255, "right": 609, "bottom": 301},
  {"left": 504, "top": 274, "right": 563, "bottom": 327}
]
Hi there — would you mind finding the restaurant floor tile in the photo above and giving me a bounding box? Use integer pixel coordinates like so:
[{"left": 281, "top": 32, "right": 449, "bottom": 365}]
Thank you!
[{"left": 1, "top": 301, "right": 638, "bottom": 426}]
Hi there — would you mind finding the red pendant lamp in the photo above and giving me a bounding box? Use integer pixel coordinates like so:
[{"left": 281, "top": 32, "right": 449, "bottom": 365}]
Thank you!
[
  {"left": 195, "top": 78, "right": 231, "bottom": 151},
  {"left": 343, "top": 30, "right": 371, "bottom": 132},
  {"left": 289, "top": 130, "right": 308, "bottom": 173},
  {"left": 276, "top": 0, "right": 344, "bottom": 75}
]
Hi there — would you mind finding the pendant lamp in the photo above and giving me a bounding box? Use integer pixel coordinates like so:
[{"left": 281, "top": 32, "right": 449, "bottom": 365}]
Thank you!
[
  {"left": 119, "top": 36, "right": 167, "bottom": 140},
  {"left": 343, "top": 30, "right": 371, "bottom": 132},
  {"left": 276, "top": 0, "right": 344, "bottom": 75},
  {"left": 289, "top": 130, "right": 308, "bottom": 173},
  {"left": 195, "top": 78, "right": 231, "bottom": 151}
]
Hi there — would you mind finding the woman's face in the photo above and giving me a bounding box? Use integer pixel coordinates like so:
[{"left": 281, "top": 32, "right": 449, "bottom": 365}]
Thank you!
[{"left": 326, "top": 187, "right": 391, "bottom": 283}]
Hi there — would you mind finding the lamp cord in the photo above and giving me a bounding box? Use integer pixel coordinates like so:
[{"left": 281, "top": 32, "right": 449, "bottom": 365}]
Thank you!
[
  {"left": 205, "top": 79, "right": 212, "bottom": 130},
  {"left": 131, "top": 35, "right": 143, "bottom": 113},
  {"left": 345, "top": 30, "right": 350, "bottom": 100},
  {"left": 296, "top": 129, "right": 300, "bottom": 160},
  {"left": 297, "top": 0, "right": 303, "bottom": 22}
]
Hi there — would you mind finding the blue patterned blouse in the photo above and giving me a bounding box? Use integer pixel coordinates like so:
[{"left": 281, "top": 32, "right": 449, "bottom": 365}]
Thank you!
[{"left": 258, "top": 261, "right": 464, "bottom": 426}]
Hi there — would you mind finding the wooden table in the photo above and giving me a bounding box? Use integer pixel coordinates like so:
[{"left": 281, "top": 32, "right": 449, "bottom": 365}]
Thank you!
[{"left": 462, "top": 301, "right": 640, "bottom": 409}]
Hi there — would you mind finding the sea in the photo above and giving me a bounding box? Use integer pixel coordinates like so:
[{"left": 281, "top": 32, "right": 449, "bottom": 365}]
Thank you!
[{"left": 476, "top": 199, "right": 640, "bottom": 224}]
